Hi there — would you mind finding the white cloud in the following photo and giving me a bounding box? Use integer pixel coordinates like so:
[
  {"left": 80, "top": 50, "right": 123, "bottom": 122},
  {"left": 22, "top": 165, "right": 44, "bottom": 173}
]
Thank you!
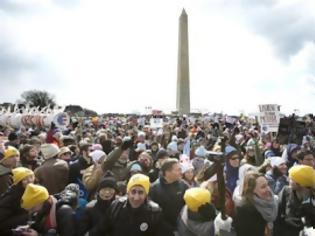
[{"left": 0, "top": 0, "right": 315, "bottom": 115}]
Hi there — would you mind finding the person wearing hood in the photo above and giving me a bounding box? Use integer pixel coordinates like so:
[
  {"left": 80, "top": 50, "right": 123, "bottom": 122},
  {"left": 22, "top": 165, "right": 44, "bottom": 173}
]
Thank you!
[
  {"left": 150, "top": 141, "right": 160, "bottom": 161},
  {"left": 0, "top": 167, "right": 34, "bottom": 236},
  {"left": 234, "top": 171, "right": 278, "bottom": 236},
  {"left": 178, "top": 187, "right": 216, "bottom": 236},
  {"left": 225, "top": 145, "right": 241, "bottom": 194},
  {"left": 79, "top": 171, "right": 118, "bottom": 236},
  {"left": 233, "top": 163, "right": 257, "bottom": 206},
  {"left": 191, "top": 145, "right": 208, "bottom": 176},
  {"left": 282, "top": 143, "right": 300, "bottom": 168},
  {"left": 0, "top": 146, "right": 20, "bottom": 195},
  {"left": 265, "top": 157, "right": 288, "bottom": 194},
  {"left": 34, "top": 144, "right": 69, "bottom": 195},
  {"left": 274, "top": 165, "right": 315, "bottom": 236}
]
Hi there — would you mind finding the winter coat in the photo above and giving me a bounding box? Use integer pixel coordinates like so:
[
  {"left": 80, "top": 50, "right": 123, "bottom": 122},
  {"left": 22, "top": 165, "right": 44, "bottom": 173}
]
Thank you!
[
  {"left": 274, "top": 186, "right": 315, "bottom": 236},
  {"left": 102, "top": 147, "right": 128, "bottom": 181},
  {"left": 149, "top": 176, "right": 188, "bottom": 231},
  {"left": 34, "top": 158, "right": 69, "bottom": 195},
  {"left": 234, "top": 202, "right": 267, "bottom": 236},
  {"left": 0, "top": 184, "right": 28, "bottom": 236},
  {"left": 265, "top": 171, "right": 288, "bottom": 195},
  {"left": 177, "top": 205, "right": 215, "bottom": 236},
  {"left": 31, "top": 196, "right": 76, "bottom": 236},
  {"left": 91, "top": 196, "right": 172, "bottom": 236},
  {"left": 0, "top": 164, "right": 12, "bottom": 195},
  {"left": 78, "top": 197, "right": 113, "bottom": 236}
]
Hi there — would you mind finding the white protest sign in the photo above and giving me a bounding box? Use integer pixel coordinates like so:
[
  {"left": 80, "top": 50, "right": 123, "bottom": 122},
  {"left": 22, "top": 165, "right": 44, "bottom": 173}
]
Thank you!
[
  {"left": 150, "top": 118, "right": 163, "bottom": 129},
  {"left": 258, "top": 104, "right": 280, "bottom": 133}
]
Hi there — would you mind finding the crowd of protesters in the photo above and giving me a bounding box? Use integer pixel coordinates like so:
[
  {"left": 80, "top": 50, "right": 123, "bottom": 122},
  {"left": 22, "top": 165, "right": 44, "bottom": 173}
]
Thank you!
[{"left": 0, "top": 113, "right": 315, "bottom": 236}]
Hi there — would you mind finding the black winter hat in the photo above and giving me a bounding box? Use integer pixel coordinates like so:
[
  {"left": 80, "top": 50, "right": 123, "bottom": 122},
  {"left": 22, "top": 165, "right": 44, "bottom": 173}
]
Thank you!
[{"left": 97, "top": 171, "right": 118, "bottom": 192}]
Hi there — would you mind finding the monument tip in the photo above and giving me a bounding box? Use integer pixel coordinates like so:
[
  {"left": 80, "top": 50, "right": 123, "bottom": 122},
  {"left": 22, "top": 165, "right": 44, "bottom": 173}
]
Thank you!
[{"left": 181, "top": 8, "right": 187, "bottom": 15}]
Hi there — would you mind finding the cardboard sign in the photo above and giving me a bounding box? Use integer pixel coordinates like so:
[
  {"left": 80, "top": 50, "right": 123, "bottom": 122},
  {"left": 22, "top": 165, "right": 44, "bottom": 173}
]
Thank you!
[{"left": 258, "top": 104, "right": 280, "bottom": 133}]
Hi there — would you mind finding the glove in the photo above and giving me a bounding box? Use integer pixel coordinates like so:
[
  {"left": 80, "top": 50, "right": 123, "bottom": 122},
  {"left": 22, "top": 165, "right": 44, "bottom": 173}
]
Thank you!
[
  {"left": 121, "top": 136, "right": 133, "bottom": 150},
  {"left": 214, "top": 213, "right": 233, "bottom": 234}
]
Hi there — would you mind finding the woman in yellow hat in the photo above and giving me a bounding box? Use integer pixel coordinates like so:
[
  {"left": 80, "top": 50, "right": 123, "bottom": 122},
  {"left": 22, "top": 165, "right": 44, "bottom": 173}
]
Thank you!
[{"left": 0, "top": 167, "right": 34, "bottom": 236}]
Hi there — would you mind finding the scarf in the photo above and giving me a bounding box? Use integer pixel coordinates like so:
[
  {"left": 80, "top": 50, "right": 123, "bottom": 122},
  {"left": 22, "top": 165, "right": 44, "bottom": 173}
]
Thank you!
[{"left": 252, "top": 194, "right": 278, "bottom": 223}]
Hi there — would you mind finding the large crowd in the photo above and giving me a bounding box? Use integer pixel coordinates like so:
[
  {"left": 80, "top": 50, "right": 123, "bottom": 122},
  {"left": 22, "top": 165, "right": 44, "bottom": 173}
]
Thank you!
[{"left": 0, "top": 114, "right": 315, "bottom": 236}]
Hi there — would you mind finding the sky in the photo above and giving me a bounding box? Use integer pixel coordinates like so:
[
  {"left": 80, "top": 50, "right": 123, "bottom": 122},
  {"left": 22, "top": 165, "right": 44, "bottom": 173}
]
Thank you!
[{"left": 1, "top": 0, "right": 315, "bottom": 115}]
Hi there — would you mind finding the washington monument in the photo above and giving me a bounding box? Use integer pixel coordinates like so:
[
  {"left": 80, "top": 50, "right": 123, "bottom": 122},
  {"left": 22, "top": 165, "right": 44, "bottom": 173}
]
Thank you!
[{"left": 176, "top": 9, "right": 190, "bottom": 115}]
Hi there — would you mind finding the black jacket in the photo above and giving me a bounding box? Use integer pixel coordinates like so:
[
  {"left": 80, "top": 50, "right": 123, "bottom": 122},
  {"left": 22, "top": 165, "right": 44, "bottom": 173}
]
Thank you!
[
  {"left": 234, "top": 202, "right": 266, "bottom": 236},
  {"left": 0, "top": 184, "right": 28, "bottom": 236},
  {"left": 274, "top": 186, "right": 315, "bottom": 236},
  {"left": 78, "top": 197, "right": 113, "bottom": 236},
  {"left": 149, "top": 177, "right": 188, "bottom": 231},
  {"left": 91, "top": 196, "right": 172, "bottom": 236}
]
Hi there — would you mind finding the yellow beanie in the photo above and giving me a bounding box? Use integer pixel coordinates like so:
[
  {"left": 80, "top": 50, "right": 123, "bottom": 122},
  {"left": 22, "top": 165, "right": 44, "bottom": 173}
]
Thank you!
[
  {"left": 1, "top": 146, "right": 20, "bottom": 162},
  {"left": 184, "top": 187, "right": 211, "bottom": 212},
  {"left": 12, "top": 167, "right": 34, "bottom": 185},
  {"left": 127, "top": 173, "right": 150, "bottom": 195},
  {"left": 21, "top": 184, "right": 49, "bottom": 210},
  {"left": 289, "top": 165, "right": 315, "bottom": 188}
]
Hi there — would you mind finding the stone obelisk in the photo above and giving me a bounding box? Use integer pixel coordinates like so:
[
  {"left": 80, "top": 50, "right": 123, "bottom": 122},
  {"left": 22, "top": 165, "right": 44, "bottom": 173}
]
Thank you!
[{"left": 176, "top": 8, "right": 190, "bottom": 115}]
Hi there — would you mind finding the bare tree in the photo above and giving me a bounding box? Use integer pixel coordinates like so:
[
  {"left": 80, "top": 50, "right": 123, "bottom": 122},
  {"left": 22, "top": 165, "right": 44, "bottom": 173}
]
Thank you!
[{"left": 20, "top": 90, "right": 56, "bottom": 109}]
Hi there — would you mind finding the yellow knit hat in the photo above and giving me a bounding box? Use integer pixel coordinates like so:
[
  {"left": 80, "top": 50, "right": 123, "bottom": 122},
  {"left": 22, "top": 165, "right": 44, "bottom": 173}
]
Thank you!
[
  {"left": 184, "top": 187, "right": 211, "bottom": 212},
  {"left": 12, "top": 167, "right": 34, "bottom": 185},
  {"left": 289, "top": 165, "right": 315, "bottom": 188},
  {"left": 1, "top": 146, "right": 20, "bottom": 162},
  {"left": 127, "top": 173, "right": 150, "bottom": 195},
  {"left": 21, "top": 184, "right": 49, "bottom": 210}
]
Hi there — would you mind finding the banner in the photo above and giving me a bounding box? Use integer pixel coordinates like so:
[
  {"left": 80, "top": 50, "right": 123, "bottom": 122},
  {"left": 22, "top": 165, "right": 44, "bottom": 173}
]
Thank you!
[{"left": 258, "top": 104, "right": 280, "bottom": 133}]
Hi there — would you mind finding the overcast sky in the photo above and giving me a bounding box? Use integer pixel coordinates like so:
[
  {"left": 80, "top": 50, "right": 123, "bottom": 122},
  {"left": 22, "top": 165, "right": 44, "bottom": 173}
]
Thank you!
[{"left": 1, "top": 0, "right": 315, "bottom": 115}]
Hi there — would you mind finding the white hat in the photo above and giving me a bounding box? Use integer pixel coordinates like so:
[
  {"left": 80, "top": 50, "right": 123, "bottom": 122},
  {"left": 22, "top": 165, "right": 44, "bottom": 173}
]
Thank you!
[
  {"left": 181, "top": 162, "right": 194, "bottom": 174},
  {"left": 135, "top": 143, "right": 147, "bottom": 152},
  {"left": 167, "top": 142, "right": 177, "bottom": 152},
  {"left": 270, "top": 156, "right": 285, "bottom": 168},
  {"left": 41, "top": 144, "right": 60, "bottom": 160},
  {"left": 90, "top": 150, "right": 106, "bottom": 163},
  {"left": 137, "top": 131, "right": 145, "bottom": 138},
  {"left": 171, "top": 135, "right": 178, "bottom": 142}
]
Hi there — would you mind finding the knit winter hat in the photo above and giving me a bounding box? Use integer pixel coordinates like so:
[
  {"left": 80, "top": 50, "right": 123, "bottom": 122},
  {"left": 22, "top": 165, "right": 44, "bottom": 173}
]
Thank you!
[
  {"left": 270, "top": 157, "right": 285, "bottom": 168},
  {"left": 184, "top": 187, "right": 211, "bottom": 212},
  {"left": 98, "top": 171, "right": 118, "bottom": 192},
  {"left": 181, "top": 162, "right": 194, "bottom": 174},
  {"left": 1, "top": 146, "right": 20, "bottom": 163},
  {"left": 21, "top": 184, "right": 49, "bottom": 210},
  {"left": 40, "top": 143, "right": 60, "bottom": 160},
  {"left": 12, "top": 167, "right": 34, "bottom": 185},
  {"left": 90, "top": 150, "right": 106, "bottom": 163},
  {"left": 289, "top": 165, "right": 315, "bottom": 188},
  {"left": 127, "top": 173, "right": 150, "bottom": 195}
]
